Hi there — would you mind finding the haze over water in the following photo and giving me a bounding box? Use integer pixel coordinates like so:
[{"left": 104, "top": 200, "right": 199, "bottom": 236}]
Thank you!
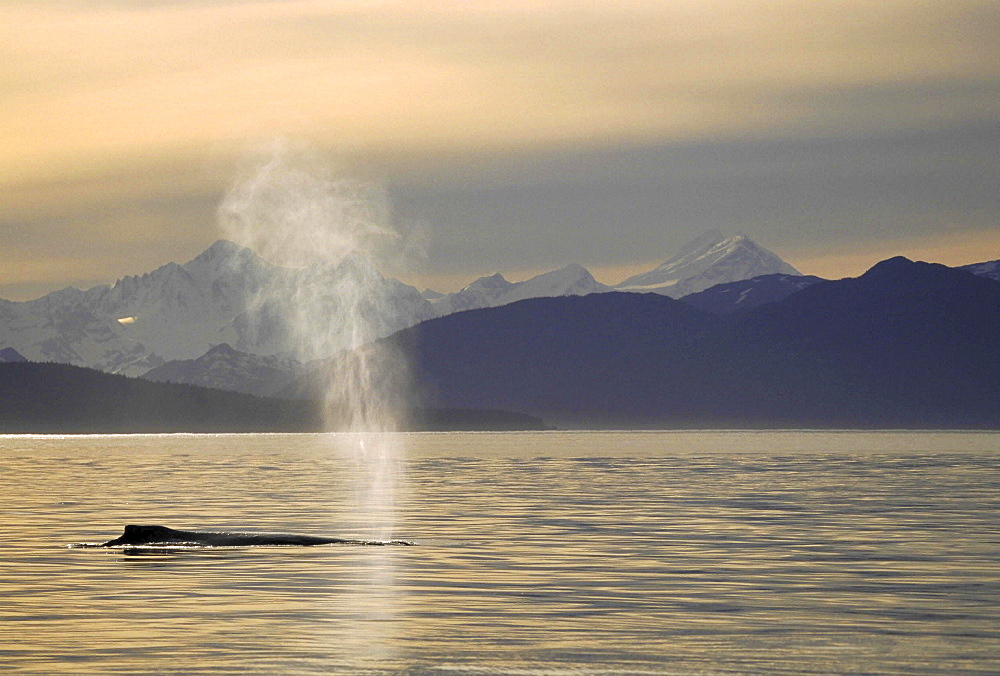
[{"left": 2, "top": 431, "right": 998, "bottom": 674}]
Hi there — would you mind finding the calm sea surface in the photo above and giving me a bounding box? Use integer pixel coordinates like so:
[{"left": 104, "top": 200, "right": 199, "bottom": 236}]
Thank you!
[{"left": 2, "top": 431, "right": 998, "bottom": 675}]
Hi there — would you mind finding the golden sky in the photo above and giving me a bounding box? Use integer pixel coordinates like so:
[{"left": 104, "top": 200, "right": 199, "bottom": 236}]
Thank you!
[{"left": 2, "top": 0, "right": 999, "bottom": 298}]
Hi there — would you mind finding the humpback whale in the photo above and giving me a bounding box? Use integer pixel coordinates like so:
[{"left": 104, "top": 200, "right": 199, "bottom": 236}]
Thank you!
[{"left": 90, "top": 524, "right": 412, "bottom": 547}]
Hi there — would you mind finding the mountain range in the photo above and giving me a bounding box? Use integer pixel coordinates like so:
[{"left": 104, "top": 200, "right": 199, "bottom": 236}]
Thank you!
[
  {"left": 395, "top": 257, "right": 1000, "bottom": 428},
  {"left": 424, "top": 230, "right": 799, "bottom": 312},
  {"left": 0, "top": 240, "right": 435, "bottom": 376},
  {"left": 141, "top": 342, "right": 304, "bottom": 397},
  {"left": 0, "top": 230, "right": 801, "bottom": 378},
  {"left": 3, "top": 233, "right": 999, "bottom": 429},
  {"left": 427, "top": 264, "right": 612, "bottom": 315}
]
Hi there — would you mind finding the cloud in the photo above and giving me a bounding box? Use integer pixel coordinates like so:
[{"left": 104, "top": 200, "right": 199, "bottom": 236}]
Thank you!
[
  {"left": 2, "top": 0, "right": 999, "bottom": 299},
  {"left": 3, "top": 0, "right": 999, "bottom": 183},
  {"left": 389, "top": 122, "right": 1000, "bottom": 280}
]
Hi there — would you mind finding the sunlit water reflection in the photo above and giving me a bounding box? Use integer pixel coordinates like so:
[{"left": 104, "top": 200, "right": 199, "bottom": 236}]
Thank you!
[{"left": 1, "top": 431, "right": 998, "bottom": 674}]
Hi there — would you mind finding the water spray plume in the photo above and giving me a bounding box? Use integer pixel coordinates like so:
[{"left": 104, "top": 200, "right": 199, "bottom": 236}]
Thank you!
[{"left": 219, "top": 140, "right": 408, "bottom": 538}]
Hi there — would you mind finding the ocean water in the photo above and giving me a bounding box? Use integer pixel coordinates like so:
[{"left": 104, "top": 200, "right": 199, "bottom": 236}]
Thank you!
[{"left": 1, "top": 431, "right": 998, "bottom": 675}]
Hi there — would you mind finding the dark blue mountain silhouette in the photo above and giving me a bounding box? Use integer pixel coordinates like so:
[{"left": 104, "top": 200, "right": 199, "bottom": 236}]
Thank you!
[
  {"left": 396, "top": 292, "right": 719, "bottom": 426},
  {"left": 680, "top": 273, "right": 826, "bottom": 314},
  {"left": 0, "top": 362, "right": 317, "bottom": 433},
  {"left": 6, "top": 257, "right": 997, "bottom": 430},
  {"left": 0, "top": 347, "right": 27, "bottom": 363},
  {"left": 0, "top": 362, "right": 546, "bottom": 432},
  {"left": 727, "top": 257, "right": 1000, "bottom": 426},
  {"left": 395, "top": 258, "right": 1000, "bottom": 428}
]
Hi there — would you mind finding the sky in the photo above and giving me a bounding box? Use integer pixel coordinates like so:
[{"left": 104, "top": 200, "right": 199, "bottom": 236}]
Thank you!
[{"left": 2, "top": 0, "right": 999, "bottom": 300}]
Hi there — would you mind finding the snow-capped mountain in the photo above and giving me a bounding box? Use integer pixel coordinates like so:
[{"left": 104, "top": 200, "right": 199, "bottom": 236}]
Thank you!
[
  {"left": 141, "top": 343, "right": 304, "bottom": 397},
  {"left": 0, "top": 230, "right": 799, "bottom": 378},
  {"left": 430, "top": 264, "right": 612, "bottom": 315},
  {"left": 0, "top": 240, "right": 436, "bottom": 376},
  {"left": 616, "top": 230, "right": 800, "bottom": 298},
  {"left": 960, "top": 259, "right": 1000, "bottom": 281}
]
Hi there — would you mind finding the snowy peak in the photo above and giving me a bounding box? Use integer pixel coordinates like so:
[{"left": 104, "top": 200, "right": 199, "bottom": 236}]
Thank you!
[
  {"left": 465, "top": 273, "right": 513, "bottom": 293},
  {"left": 668, "top": 229, "right": 727, "bottom": 263},
  {"left": 188, "top": 239, "right": 244, "bottom": 264},
  {"left": 505, "top": 264, "right": 609, "bottom": 303},
  {"left": 0, "top": 239, "right": 434, "bottom": 376},
  {"left": 433, "top": 273, "right": 514, "bottom": 314},
  {"left": 616, "top": 232, "right": 800, "bottom": 298},
  {"left": 182, "top": 239, "right": 275, "bottom": 289},
  {"left": 629, "top": 229, "right": 729, "bottom": 284},
  {"left": 432, "top": 264, "right": 611, "bottom": 315}
]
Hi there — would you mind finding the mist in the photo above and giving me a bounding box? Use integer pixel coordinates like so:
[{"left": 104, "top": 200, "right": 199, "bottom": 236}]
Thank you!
[{"left": 219, "top": 140, "right": 408, "bottom": 538}]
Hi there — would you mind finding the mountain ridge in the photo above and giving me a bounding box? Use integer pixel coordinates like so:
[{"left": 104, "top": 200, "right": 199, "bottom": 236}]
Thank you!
[
  {"left": 679, "top": 273, "right": 827, "bottom": 315},
  {"left": 3, "top": 234, "right": 997, "bottom": 396},
  {"left": 0, "top": 361, "right": 548, "bottom": 433},
  {"left": 385, "top": 257, "right": 1000, "bottom": 428},
  {"left": 960, "top": 259, "right": 1000, "bottom": 281},
  {"left": 430, "top": 263, "right": 613, "bottom": 315},
  {"left": 0, "top": 240, "right": 435, "bottom": 375},
  {"left": 141, "top": 342, "right": 305, "bottom": 397},
  {"left": 616, "top": 231, "right": 801, "bottom": 297}
]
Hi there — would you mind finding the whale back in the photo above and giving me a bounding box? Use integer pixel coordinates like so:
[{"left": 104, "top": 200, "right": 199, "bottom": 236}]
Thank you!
[
  {"left": 97, "top": 524, "right": 200, "bottom": 546},
  {"left": 122, "top": 524, "right": 178, "bottom": 543},
  {"left": 94, "top": 524, "right": 413, "bottom": 547}
]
